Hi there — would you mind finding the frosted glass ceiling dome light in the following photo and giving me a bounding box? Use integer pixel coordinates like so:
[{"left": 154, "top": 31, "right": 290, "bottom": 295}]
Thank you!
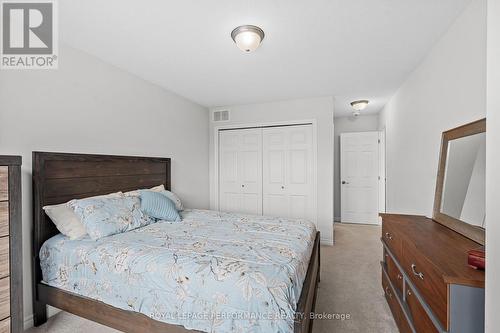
[
  {"left": 350, "top": 100, "right": 369, "bottom": 111},
  {"left": 231, "top": 25, "right": 265, "bottom": 52}
]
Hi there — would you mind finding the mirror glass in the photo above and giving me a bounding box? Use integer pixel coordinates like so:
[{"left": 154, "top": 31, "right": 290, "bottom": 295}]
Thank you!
[{"left": 440, "top": 132, "right": 486, "bottom": 228}]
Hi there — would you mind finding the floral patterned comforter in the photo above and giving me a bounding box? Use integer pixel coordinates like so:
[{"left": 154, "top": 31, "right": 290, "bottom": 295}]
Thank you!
[{"left": 40, "top": 209, "right": 317, "bottom": 333}]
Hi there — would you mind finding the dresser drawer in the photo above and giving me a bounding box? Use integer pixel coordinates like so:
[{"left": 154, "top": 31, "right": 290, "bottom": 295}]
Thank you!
[
  {"left": 385, "top": 250, "right": 404, "bottom": 295},
  {"left": 382, "top": 221, "right": 402, "bottom": 259},
  {"left": 405, "top": 284, "right": 438, "bottom": 333},
  {"left": 401, "top": 240, "right": 448, "bottom": 329},
  {"left": 0, "top": 203, "right": 7, "bottom": 238},
  {"left": 0, "top": 168, "right": 7, "bottom": 202},
  {"left": 0, "top": 238, "right": 8, "bottom": 280},
  {"left": 0, "top": 278, "right": 9, "bottom": 321},
  {"left": 382, "top": 270, "right": 412, "bottom": 333},
  {"left": 0, "top": 318, "right": 9, "bottom": 333}
]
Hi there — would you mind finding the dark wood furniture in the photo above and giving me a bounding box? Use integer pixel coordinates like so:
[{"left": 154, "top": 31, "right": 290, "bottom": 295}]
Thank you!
[
  {"left": 32, "top": 151, "right": 320, "bottom": 333},
  {"left": 0, "top": 156, "right": 22, "bottom": 333},
  {"left": 380, "top": 213, "right": 485, "bottom": 333}
]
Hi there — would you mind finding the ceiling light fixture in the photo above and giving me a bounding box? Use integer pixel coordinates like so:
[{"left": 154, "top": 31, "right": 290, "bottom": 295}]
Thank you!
[
  {"left": 231, "top": 25, "right": 265, "bottom": 52},
  {"left": 350, "top": 100, "right": 369, "bottom": 116}
]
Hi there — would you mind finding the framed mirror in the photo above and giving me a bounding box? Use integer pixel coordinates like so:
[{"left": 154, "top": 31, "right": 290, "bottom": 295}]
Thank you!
[{"left": 433, "top": 118, "right": 486, "bottom": 245}]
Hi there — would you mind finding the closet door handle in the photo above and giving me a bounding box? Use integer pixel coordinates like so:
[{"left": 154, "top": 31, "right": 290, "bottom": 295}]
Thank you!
[
  {"left": 281, "top": 185, "right": 285, "bottom": 189},
  {"left": 342, "top": 181, "right": 349, "bottom": 185},
  {"left": 241, "top": 184, "right": 245, "bottom": 188}
]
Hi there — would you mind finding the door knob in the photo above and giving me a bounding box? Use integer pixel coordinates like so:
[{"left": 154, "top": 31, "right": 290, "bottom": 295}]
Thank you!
[
  {"left": 241, "top": 184, "right": 245, "bottom": 188},
  {"left": 281, "top": 186, "right": 285, "bottom": 189},
  {"left": 342, "top": 181, "right": 349, "bottom": 185}
]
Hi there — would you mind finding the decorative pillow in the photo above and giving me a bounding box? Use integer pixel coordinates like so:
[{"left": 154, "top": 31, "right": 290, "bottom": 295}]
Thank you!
[
  {"left": 43, "top": 203, "right": 87, "bottom": 240},
  {"left": 69, "top": 196, "right": 154, "bottom": 240},
  {"left": 125, "top": 185, "right": 183, "bottom": 211},
  {"left": 43, "top": 191, "right": 124, "bottom": 240},
  {"left": 159, "top": 190, "right": 184, "bottom": 211},
  {"left": 139, "top": 190, "right": 181, "bottom": 222}
]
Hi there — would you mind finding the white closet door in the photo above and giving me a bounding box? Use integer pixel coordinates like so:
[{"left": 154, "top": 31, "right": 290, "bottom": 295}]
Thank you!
[
  {"left": 262, "top": 125, "right": 314, "bottom": 221},
  {"left": 219, "top": 128, "right": 262, "bottom": 215}
]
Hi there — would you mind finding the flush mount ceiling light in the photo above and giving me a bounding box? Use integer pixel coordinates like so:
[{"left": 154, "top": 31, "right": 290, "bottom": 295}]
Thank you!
[
  {"left": 350, "top": 100, "right": 369, "bottom": 111},
  {"left": 350, "top": 100, "right": 369, "bottom": 116},
  {"left": 231, "top": 25, "right": 265, "bottom": 52}
]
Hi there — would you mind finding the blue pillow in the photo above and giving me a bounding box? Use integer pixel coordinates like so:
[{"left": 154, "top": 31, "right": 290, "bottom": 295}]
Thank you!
[{"left": 139, "top": 190, "right": 181, "bottom": 222}]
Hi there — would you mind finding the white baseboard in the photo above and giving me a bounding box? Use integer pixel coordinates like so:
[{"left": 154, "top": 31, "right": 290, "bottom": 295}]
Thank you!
[
  {"left": 320, "top": 237, "right": 334, "bottom": 246},
  {"left": 23, "top": 314, "right": 33, "bottom": 330}
]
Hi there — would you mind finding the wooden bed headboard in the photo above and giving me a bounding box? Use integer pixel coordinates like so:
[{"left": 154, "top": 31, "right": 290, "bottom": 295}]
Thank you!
[{"left": 32, "top": 151, "right": 171, "bottom": 292}]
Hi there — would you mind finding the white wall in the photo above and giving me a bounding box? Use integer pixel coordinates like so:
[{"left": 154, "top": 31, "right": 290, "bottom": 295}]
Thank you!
[
  {"left": 333, "top": 115, "right": 379, "bottom": 221},
  {"left": 209, "top": 97, "right": 335, "bottom": 245},
  {"left": 0, "top": 45, "right": 210, "bottom": 327},
  {"left": 379, "top": 0, "right": 486, "bottom": 216},
  {"left": 485, "top": 0, "right": 500, "bottom": 330}
]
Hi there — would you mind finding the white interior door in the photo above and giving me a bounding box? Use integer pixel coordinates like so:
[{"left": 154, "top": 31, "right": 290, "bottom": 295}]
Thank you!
[
  {"left": 219, "top": 128, "right": 262, "bottom": 214},
  {"left": 340, "top": 131, "right": 380, "bottom": 224},
  {"left": 263, "top": 125, "right": 314, "bottom": 221}
]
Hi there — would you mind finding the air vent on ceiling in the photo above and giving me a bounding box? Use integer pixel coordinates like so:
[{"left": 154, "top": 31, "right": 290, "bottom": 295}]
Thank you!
[{"left": 213, "top": 110, "right": 230, "bottom": 122}]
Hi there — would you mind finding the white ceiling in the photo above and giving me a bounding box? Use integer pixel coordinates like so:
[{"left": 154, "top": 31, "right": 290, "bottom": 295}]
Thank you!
[{"left": 59, "top": 0, "right": 471, "bottom": 116}]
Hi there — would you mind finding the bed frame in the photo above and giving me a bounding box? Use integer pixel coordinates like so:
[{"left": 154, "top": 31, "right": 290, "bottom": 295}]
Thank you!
[{"left": 32, "top": 151, "right": 321, "bottom": 333}]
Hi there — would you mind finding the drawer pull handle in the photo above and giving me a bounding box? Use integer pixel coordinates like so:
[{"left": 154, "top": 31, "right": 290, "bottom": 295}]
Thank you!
[
  {"left": 397, "top": 274, "right": 402, "bottom": 280},
  {"left": 385, "top": 232, "right": 393, "bottom": 240},
  {"left": 411, "top": 264, "right": 424, "bottom": 280},
  {"left": 407, "top": 290, "right": 412, "bottom": 297},
  {"left": 385, "top": 286, "right": 392, "bottom": 298}
]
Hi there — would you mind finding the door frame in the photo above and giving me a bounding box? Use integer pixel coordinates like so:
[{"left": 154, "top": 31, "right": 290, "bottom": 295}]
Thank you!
[
  {"left": 214, "top": 119, "right": 318, "bottom": 226},
  {"left": 379, "top": 129, "right": 387, "bottom": 219},
  {"left": 340, "top": 131, "right": 382, "bottom": 225}
]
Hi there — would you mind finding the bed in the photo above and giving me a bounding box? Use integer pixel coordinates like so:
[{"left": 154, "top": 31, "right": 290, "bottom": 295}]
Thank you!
[{"left": 32, "top": 152, "right": 321, "bottom": 333}]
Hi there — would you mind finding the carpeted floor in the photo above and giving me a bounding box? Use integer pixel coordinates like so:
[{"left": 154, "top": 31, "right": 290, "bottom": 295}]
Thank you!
[{"left": 26, "top": 223, "right": 397, "bottom": 333}]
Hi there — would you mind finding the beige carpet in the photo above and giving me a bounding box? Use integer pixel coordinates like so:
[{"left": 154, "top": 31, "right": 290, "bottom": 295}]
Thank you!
[{"left": 27, "top": 223, "right": 397, "bottom": 333}]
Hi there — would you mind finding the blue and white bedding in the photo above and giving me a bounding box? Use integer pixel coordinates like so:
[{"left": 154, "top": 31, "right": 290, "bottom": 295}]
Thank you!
[{"left": 40, "top": 209, "right": 317, "bottom": 333}]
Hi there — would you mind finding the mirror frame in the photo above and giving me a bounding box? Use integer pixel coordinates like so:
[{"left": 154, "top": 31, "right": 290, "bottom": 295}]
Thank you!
[{"left": 433, "top": 118, "right": 486, "bottom": 245}]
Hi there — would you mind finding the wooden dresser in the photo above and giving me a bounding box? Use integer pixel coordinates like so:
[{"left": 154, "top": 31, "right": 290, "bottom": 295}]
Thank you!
[
  {"left": 0, "top": 156, "right": 22, "bottom": 333},
  {"left": 380, "top": 214, "right": 485, "bottom": 333}
]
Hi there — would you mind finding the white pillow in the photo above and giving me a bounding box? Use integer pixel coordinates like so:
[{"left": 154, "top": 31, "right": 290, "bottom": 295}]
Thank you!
[
  {"left": 162, "top": 190, "right": 184, "bottom": 211},
  {"left": 124, "top": 184, "right": 165, "bottom": 197},
  {"left": 43, "top": 203, "right": 87, "bottom": 240},
  {"left": 43, "top": 191, "right": 123, "bottom": 240}
]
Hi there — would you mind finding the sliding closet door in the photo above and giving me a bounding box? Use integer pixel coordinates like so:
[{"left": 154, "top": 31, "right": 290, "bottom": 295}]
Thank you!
[
  {"left": 219, "top": 128, "right": 263, "bottom": 215},
  {"left": 262, "top": 125, "right": 314, "bottom": 221}
]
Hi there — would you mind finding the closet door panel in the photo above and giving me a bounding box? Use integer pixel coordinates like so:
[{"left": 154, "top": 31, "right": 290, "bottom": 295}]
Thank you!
[
  {"left": 219, "top": 131, "right": 241, "bottom": 213},
  {"left": 221, "top": 193, "right": 241, "bottom": 213},
  {"left": 239, "top": 129, "right": 262, "bottom": 214},
  {"left": 264, "top": 195, "right": 289, "bottom": 218},
  {"left": 287, "top": 125, "right": 314, "bottom": 221},
  {"left": 263, "top": 128, "right": 289, "bottom": 217},
  {"left": 289, "top": 195, "right": 308, "bottom": 219},
  {"left": 219, "top": 129, "right": 262, "bottom": 215},
  {"left": 263, "top": 125, "right": 314, "bottom": 221}
]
